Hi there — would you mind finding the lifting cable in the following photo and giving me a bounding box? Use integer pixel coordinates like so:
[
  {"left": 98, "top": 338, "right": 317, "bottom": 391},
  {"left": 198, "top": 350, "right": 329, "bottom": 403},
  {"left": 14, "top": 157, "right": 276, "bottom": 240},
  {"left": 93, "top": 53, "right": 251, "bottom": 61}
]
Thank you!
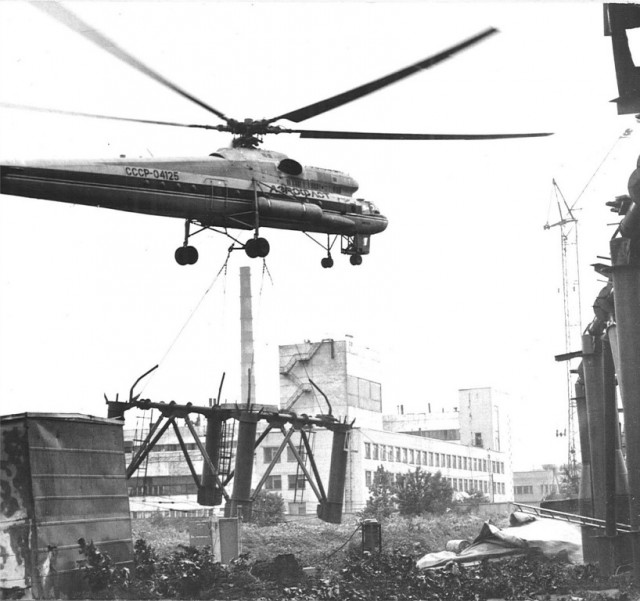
[
  {"left": 138, "top": 249, "right": 233, "bottom": 396},
  {"left": 569, "top": 127, "right": 633, "bottom": 212}
]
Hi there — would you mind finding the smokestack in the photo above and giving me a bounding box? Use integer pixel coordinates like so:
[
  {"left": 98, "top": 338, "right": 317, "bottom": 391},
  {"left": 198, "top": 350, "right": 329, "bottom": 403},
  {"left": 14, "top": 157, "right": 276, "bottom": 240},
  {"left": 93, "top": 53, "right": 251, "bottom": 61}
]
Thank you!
[{"left": 240, "top": 266, "right": 256, "bottom": 405}]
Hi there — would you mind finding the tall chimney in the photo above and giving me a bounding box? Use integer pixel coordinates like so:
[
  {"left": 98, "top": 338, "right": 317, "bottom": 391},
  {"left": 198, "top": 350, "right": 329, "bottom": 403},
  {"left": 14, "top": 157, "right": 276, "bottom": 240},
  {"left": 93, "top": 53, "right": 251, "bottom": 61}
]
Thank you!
[{"left": 239, "top": 266, "right": 256, "bottom": 405}]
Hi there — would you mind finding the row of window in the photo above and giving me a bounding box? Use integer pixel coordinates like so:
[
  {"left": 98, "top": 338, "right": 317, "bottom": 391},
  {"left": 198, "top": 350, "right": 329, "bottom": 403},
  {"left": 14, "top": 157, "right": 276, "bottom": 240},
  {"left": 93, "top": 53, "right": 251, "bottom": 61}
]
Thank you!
[
  {"left": 264, "top": 474, "right": 306, "bottom": 491},
  {"left": 514, "top": 484, "right": 557, "bottom": 496},
  {"left": 364, "top": 443, "right": 505, "bottom": 474},
  {"left": 128, "top": 483, "right": 198, "bottom": 497},
  {"left": 263, "top": 446, "right": 306, "bottom": 464},
  {"left": 364, "top": 471, "right": 506, "bottom": 496}
]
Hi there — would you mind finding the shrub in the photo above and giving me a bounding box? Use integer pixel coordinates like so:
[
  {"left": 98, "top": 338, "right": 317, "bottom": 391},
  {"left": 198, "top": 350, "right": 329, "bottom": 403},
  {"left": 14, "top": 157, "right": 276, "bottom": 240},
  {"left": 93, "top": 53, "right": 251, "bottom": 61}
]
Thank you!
[
  {"left": 249, "top": 490, "right": 286, "bottom": 526},
  {"left": 395, "top": 468, "right": 454, "bottom": 515}
]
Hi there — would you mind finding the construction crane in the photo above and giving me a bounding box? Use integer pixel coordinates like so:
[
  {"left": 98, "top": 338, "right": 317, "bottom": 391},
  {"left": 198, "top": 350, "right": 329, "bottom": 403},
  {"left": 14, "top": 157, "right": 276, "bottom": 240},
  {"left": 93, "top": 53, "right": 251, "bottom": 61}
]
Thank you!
[
  {"left": 545, "top": 127, "right": 634, "bottom": 475},
  {"left": 544, "top": 179, "right": 583, "bottom": 474}
]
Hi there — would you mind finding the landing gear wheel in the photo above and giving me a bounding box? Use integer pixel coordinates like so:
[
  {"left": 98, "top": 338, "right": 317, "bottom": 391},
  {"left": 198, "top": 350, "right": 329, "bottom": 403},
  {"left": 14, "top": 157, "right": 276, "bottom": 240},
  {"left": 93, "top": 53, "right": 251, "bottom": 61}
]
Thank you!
[
  {"left": 350, "top": 254, "right": 363, "bottom": 266},
  {"left": 175, "top": 245, "right": 198, "bottom": 265},
  {"left": 244, "top": 238, "right": 259, "bottom": 258},
  {"left": 321, "top": 257, "right": 334, "bottom": 269},
  {"left": 185, "top": 245, "right": 198, "bottom": 265},
  {"left": 245, "top": 237, "right": 270, "bottom": 259},
  {"left": 255, "top": 237, "right": 270, "bottom": 258}
]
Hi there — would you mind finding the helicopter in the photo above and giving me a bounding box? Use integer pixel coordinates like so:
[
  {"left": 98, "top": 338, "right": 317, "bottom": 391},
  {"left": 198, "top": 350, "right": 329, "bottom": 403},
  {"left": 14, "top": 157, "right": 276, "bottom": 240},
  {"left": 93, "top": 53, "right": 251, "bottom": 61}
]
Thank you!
[{"left": 0, "top": 3, "right": 551, "bottom": 268}]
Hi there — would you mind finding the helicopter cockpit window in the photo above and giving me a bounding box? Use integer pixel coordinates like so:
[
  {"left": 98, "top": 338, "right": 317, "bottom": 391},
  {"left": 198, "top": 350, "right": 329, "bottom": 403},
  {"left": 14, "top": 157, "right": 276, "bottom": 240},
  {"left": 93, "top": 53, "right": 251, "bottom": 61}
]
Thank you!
[
  {"left": 277, "top": 158, "right": 303, "bottom": 176},
  {"left": 209, "top": 153, "right": 225, "bottom": 159},
  {"left": 362, "top": 200, "right": 380, "bottom": 215}
]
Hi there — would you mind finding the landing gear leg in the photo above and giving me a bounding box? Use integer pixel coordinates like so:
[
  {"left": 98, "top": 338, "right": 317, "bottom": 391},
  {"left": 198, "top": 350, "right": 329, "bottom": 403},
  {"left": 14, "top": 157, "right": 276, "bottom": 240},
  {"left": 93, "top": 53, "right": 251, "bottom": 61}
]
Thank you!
[
  {"left": 175, "top": 220, "right": 199, "bottom": 265},
  {"left": 321, "top": 235, "right": 334, "bottom": 269},
  {"left": 244, "top": 186, "right": 270, "bottom": 259}
]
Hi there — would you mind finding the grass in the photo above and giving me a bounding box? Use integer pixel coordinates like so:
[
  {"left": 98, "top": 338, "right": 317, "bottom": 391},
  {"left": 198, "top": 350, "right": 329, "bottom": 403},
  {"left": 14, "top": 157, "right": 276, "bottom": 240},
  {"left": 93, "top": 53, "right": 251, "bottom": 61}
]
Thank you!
[{"left": 131, "top": 511, "right": 497, "bottom": 567}]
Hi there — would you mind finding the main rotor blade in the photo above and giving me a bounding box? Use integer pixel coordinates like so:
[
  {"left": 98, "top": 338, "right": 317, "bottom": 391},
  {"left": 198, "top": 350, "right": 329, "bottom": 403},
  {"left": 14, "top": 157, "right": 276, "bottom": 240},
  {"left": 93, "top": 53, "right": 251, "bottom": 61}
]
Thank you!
[
  {"left": 0, "top": 102, "right": 225, "bottom": 131},
  {"left": 272, "top": 28, "right": 498, "bottom": 124},
  {"left": 31, "top": 1, "right": 230, "bottom": 123},
  {"left": 294, "top": 129, "right": 553, "bottom": 140}
]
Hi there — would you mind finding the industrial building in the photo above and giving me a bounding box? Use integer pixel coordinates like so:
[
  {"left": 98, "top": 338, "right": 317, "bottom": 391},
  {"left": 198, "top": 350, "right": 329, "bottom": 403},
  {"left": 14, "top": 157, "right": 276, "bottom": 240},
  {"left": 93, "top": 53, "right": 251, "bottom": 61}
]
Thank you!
[
  {"left": 123, "top": 336, "right": 514, "bottom": 516},
  {"left": 513, "top": 468, "right": 560, "bottom": 505}
]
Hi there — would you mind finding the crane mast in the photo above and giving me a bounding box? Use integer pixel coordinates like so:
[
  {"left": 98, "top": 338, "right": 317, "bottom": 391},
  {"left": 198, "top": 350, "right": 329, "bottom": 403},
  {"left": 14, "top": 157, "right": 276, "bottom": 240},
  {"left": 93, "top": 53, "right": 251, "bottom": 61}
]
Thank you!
[{"left": 545, "top": 179, "right": 583, "bottom": 473}]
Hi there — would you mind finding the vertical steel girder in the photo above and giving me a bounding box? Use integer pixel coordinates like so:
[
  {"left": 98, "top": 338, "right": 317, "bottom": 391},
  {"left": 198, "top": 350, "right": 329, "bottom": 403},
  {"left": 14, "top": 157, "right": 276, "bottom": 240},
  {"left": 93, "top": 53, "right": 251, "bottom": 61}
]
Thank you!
[
  {"left": 198, "top": 414, "right": 224, "bottom": 506},
  {"left": 610, "top": 234, "right": 640, "bottom": 579},
  {"left": 317, "top": 426, "right": 350, "bottom": 524},
  {"left": 228, "top": 414, "right": 259, "bottom": 519},
  {"left": 183, "top": 414, "right": 229, "bottom": 502},
  {"left": 575, "top": 371, "right": 598, "bottom": 564},
  {"left": 582, "top": 334, "right": 608, "bottom": 521}
]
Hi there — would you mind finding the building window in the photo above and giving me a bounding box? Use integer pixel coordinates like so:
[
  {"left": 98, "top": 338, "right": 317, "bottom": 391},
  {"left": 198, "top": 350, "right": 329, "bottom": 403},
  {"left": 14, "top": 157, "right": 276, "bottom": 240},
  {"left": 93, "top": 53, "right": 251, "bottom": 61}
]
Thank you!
[
  {"left": 428, "top": 452, "right": 434, "bottom": 466},
  {"left": 446, "top": 455, "right": 451, "bottom": 468},
  {"left": 373, "top": 444, "right": 379, "bottom": 460},
  {"left": 402, "top": 448, "right": 408, "bottom": 463},
  {"left": 287, "top": 447, "right": 306, "bottom": 462},
  {"left": 288, "top": 475, "right": 306, "bottom": 490},
  {"left": 365, "top": 470, "right": 373, "bottom": 487},
  {"left": 416, "top": 451, "right": 422, "bottom": 465},
  {"left": 435, "top": 454, "right": 440, "bottom": 468},
  {"left": 365, "top": 443, "right": 371, "bottom": 459},
  {"left": 409, "top": 449, "right": 415, "bottom": 464},
  {"left": 263, "top": 447, "right": 281, "bottom": 464},
  {"left": 423, "top": 451, "right": 428, "bottom": 465},
  {"left": 265, "top": 475, "right": 282, "bottom": 490},
  {"left": 396, "top": 447, "right": 402, "bottom": 462}
]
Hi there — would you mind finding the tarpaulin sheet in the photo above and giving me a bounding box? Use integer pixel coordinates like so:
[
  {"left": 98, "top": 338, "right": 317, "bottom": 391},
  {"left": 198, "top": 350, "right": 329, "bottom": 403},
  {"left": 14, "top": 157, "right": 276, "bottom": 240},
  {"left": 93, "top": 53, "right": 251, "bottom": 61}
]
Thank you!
[{"left": 416, "top": 512, "right": 583, "bottom": 569}]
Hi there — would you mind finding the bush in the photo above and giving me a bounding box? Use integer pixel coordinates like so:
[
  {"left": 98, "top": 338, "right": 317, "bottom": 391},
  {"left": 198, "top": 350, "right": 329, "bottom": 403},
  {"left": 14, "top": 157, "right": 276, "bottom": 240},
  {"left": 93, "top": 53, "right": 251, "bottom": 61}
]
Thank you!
[
  {"left": 362, "top": 465, "right": 395, "bottom": 520},
  {"left": 248, "top": 490, "right": 286, "bottom": 526},
  {"left": 395, "top": 468, "right": 454, "bottom": 515},
  {"left": 76, "top": 538, "right": 129, "bottom": 597}
]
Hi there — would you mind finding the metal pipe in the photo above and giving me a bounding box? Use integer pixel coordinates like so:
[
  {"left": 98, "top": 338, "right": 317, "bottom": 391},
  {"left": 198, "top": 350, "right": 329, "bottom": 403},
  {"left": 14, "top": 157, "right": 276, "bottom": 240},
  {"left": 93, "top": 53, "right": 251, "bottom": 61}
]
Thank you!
[
  {"left": 317, "top": 424, "right": 350, "bottom": 524},
  {"left": 198, "top": 414, "right": 224, "bottom": 506},
  {"left": 227, "top": 414, "right": 258, "bottom": 520},
  {"left": 183, "top": 415, "right": 229, "bottom": 502}
]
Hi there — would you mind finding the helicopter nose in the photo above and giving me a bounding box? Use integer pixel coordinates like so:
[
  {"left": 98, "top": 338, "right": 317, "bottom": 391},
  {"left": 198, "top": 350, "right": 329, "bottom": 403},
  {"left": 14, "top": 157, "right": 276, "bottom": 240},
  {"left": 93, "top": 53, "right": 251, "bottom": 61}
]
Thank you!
[{"left": 375, "top": 215, "right": 389, "bottom": 233}]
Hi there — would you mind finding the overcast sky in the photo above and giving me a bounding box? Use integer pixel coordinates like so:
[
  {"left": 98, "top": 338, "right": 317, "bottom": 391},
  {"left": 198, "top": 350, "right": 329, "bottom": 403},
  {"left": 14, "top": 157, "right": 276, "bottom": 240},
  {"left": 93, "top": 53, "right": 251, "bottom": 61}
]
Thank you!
[{"left": 0, "top": 1, "right": 638, "bottom": 470}]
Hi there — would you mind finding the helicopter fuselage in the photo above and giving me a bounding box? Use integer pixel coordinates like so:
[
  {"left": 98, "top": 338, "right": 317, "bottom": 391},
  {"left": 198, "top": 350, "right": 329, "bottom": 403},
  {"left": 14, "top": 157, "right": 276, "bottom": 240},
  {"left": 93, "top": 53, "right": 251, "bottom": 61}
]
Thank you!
[{"left": 0, "top": 147, "right": 388, "bottom": 241}]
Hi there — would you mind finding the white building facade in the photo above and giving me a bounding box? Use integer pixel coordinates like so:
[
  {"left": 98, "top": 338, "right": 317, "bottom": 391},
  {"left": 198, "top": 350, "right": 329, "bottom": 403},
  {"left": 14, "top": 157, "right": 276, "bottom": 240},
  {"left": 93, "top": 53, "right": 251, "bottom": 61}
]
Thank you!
[{"left": 123, "top": 337, "right": 515, "bottom": 516}]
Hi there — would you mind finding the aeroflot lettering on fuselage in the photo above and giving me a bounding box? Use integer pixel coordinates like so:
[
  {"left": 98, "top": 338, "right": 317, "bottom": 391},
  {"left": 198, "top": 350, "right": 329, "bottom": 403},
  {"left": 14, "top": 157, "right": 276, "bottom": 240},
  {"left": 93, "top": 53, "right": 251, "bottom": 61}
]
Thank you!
[
  {"left": 267, "top": 183, "right": 329, "bottom": 200},
  {"left": 125, "top": 166, "right": 180, "bottom": 181}
]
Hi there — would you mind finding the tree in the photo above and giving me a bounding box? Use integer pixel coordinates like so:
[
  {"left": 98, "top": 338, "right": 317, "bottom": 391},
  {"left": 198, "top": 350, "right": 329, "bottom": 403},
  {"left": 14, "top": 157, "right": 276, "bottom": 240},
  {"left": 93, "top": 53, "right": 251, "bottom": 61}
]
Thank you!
[
  {"left": 362, "top": 465, "right": 396, "bottom": 519},
  {"left": 249, "top": 490, "right": 285, "bottom": 526},
  {"left": 394, "top": 468, "right": 453, "bottom": 515},
  {"left": 558, "top": 463, "right": 581, "bottom": 498}
]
